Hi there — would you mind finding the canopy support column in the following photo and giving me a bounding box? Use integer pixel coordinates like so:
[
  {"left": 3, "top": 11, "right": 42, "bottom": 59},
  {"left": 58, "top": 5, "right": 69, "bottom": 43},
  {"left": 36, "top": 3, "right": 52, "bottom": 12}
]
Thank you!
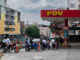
[{"left": 64, "top": 19, "right": 69, "bottom": 48}]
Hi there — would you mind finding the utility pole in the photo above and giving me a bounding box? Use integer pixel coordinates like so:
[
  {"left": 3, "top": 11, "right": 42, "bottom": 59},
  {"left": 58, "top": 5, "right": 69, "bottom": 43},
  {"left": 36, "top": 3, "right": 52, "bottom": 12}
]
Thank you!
[{"left": 21, "top": 15, "right": 24, "bottom": 41}]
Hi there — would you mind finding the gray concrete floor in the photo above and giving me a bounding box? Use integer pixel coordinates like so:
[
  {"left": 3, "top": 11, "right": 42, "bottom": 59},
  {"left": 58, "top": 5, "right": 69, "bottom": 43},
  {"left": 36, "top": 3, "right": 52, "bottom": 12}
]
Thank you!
[{"left": 1, "top": 43, "right": 80, "bottom": 60}]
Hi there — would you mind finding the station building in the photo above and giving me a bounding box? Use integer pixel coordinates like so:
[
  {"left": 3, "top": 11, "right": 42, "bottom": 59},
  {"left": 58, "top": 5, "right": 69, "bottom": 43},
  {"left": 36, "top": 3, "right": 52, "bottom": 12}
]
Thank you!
[{"left": 41, "top": 0, "right": 80, "bottom": 44}]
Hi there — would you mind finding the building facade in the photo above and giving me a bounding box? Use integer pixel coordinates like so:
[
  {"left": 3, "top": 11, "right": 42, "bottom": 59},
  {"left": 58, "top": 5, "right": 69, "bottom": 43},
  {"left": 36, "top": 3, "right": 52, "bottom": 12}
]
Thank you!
[
  {"left": 68, "top": 0, "right": 80, "bottom": 42},
  {"left": 0, "top": 6, "right": 21, "bottom": 35},
  {"left": 39, "top": 25, "right": 50, "bottom": 37},
  {"left": 69, "top": 0, "right": 80, "bottom": 9},
  {"left": 0, "top": 0, "right": 6, "bottom": 6}
]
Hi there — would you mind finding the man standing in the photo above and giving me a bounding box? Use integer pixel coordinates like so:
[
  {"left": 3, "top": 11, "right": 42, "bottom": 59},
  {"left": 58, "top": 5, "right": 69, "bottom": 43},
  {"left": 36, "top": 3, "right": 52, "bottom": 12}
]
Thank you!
[{"left": 50, "top": 38, "right": 55, "bottom": 50}]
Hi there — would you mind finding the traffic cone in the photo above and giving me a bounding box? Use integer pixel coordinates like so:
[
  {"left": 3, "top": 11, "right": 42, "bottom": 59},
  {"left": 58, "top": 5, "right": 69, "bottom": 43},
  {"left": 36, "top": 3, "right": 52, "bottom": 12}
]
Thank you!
[
  {"left": 38, "top": 41, "right": 41, "bottom": 51},
  {"left": 15, "top": 41, "right": 18, "bottom": 52}
]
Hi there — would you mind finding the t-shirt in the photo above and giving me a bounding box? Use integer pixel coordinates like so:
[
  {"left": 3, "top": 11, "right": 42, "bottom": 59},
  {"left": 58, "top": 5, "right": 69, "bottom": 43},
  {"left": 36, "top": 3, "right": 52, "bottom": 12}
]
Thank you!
[
  {"left": 6, "top": 38, "right": 11, "bottom": 44},
  {"left": 42, "top": 40, "right": 47, "bottom": 43},
  {"left": 3, "top": 39, "right": 6, "bottom": 43},
  {"left": 50, "top": 39, "right": 55, "bottom": 46},
  {"left": 3, "top": 38, "right": 11, "bottom": 44}
]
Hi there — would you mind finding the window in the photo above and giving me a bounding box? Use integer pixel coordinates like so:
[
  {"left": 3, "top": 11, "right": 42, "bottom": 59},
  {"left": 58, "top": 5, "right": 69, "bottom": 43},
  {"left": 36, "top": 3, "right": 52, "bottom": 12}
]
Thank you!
[
  {"left": 70, "top": 3, "right": 76, "bottom": 8},
  {"left": 11, "top": 16, "right": 15, "bottom": 21},
  {"left": 5, "top": 14, "right": 10, "bottom": 20},
  {"left": 5, "top": 21, "right": 15, "bottom": 25},
  {"left": 18, "top": 12, "right": 21, "bottom": 23},
  {"left": 5, "top": 8, "right": 10, "bottom": 15},
  {"left": 69, "top": 30, "right": 74, "bottom": 35},
  {"left": 1, "top": 7, "right": 6, "bottom": 14},
  {"left": 4, "top": 28, "right": 15, "bottom": 31},
  {"left": 5, "top": 0, "right": 6, "bottom": 4},
  {"left": 14, "top": 12, "right": 18, "bottom": 17},
  {"left": 11, "top": 10, "right": 15, "bottom": 16},
  {"left": 79, "top": 5, "right": 80, "bottom": 9}
]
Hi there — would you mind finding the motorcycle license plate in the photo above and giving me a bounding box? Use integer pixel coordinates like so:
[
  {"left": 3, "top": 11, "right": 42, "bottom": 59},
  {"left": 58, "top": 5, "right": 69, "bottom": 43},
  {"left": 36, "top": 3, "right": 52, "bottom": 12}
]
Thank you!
[{"left": 16, "top": 44, "right": 19, "bottom": 46}]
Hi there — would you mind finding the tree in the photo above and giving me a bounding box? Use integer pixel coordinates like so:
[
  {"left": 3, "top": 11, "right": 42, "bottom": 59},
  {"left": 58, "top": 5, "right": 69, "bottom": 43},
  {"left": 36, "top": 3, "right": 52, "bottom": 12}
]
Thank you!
[{"left": 25, "top": 25, "right": 40, "bottom": 38}]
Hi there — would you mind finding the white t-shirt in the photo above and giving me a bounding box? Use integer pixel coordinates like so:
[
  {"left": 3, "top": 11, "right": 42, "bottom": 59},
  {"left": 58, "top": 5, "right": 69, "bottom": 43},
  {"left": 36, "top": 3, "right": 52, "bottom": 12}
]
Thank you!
[
  {"left": 51, "top": 39, "right": 55, "bottom": 44},
  {"left": 50, "top": 39, "right": 55, "bottom": 46},
  {"left": 42, "top": 40, "right": 47, "bottom": 43},
  {"left": 3, "top": 39, "right": 6, "bottom": 43},
  {"left": 3, "top": 38, "right": 11, "bottom": 44}
]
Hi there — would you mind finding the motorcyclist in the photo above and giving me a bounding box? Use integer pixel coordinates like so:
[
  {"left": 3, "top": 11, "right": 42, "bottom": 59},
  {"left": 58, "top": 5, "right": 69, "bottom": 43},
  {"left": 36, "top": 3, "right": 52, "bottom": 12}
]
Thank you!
[
  {"left": 25, "top": 38, "right": 31, "bottom": 48},
  {"left": 2, "top": 37, "right": 11, "bottom": 49},
  {"left": 42, "top": 39, "right": 47, "bottom": 49},
  {"left": 1, "top": 37, "right": 6, "bottom": 49}
]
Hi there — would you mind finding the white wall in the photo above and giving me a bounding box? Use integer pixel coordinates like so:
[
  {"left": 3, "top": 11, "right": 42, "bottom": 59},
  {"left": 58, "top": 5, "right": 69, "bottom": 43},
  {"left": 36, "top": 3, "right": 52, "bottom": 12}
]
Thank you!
[{"left": 39, "top": 27, "right": 50, "bottom": 37}]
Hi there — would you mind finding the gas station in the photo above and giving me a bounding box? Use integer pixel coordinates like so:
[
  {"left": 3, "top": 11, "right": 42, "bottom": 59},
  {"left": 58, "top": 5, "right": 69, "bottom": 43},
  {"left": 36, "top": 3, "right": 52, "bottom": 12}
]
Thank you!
[{"left": 41, "top": 10, "right": 80, "bottom": 47}]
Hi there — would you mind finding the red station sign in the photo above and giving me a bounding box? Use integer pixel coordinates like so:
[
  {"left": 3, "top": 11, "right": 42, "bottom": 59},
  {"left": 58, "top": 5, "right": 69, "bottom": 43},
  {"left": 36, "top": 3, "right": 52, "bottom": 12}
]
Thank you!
[{"left": 41, "top": 10, "right": 80, "bottom": 17}]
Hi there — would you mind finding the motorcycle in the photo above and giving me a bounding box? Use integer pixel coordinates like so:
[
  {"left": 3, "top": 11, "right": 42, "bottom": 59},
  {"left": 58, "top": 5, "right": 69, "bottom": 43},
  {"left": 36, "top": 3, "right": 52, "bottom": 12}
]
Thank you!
[
  {"left": 25, "top": 43, "right": 31, "bottom": 52},
  {"left": 11, "top": 42, "right": 20, "bottom": 53},
  {"left": 41, "top": 42, "right": 51, "bottom": 50},
  {"left": 25, "top": 40, "right": 31, "bottom": 52},
  {"left": 1, "top": 42, "right": 20, "bottom": 53}
]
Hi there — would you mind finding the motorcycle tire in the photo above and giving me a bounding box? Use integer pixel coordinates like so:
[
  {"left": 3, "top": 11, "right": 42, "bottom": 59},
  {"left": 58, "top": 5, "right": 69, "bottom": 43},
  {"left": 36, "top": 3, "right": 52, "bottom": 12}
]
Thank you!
[
  {"left": 3, "top": 49, "right": 7, "bottom": 53},
  {"left": 25, "top": 47, "right": 30, "bottom": 52}
]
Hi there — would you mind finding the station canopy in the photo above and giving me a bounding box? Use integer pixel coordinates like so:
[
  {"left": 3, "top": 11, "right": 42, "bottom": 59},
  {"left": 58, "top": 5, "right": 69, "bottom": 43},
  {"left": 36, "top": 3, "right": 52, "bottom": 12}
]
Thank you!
[{"left": 41, "top": 10, "right": 80, "bottom": 23}]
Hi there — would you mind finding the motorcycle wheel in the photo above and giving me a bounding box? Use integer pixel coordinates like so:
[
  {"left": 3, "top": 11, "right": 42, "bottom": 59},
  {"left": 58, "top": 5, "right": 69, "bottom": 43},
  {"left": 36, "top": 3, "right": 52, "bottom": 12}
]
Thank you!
[
  {"left": 3, "top": 49, "right": 7, "bottom": 53},
  {"left": 25, "top": 47, "right": 30, "bottom": 52},
  {"left": 3, "top": 50, "right": 7, "bottom": 53}
]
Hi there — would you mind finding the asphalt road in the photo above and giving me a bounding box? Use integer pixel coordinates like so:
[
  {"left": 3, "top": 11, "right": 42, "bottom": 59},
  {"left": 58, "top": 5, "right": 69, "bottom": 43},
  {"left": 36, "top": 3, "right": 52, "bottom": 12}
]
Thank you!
[{"left": 1, "top": 43, "right": 80, "bottom": 60}]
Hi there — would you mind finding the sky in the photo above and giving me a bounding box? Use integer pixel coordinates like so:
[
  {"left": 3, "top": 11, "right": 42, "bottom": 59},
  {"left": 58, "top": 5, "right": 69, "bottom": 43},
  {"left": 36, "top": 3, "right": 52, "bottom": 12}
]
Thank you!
[{"left": 7, "top": 0, "right": 68, "bottom": 25}]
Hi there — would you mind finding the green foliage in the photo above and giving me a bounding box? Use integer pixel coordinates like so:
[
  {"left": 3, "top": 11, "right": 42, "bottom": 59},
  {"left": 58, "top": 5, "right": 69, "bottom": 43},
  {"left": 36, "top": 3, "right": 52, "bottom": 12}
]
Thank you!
[{"left": 25, "top": 25, "right": 40, "bottom": 38}]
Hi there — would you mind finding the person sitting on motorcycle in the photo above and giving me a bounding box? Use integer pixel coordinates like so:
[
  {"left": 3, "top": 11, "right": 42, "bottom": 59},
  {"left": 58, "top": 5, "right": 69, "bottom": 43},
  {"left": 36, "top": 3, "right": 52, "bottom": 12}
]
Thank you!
[
  {"left": 2, "top": 37, "right": 11, "bottom": 49},
  {"left": 1, "top": 37, "right": 6, "bottom": 49},
  {"left": 25, "top": 38, "right": 31, "bottom": 48},
  {"left": 42, "top": 39, "right": 47, "bottom": 49}
]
